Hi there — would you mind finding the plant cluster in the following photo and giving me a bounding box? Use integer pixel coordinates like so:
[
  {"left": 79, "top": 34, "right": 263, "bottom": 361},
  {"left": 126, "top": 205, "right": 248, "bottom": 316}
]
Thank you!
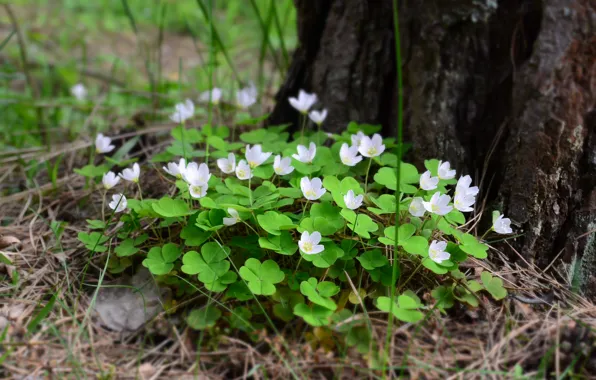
[{"left": 77, "top": 88, "right": 513, "bottom": 351}]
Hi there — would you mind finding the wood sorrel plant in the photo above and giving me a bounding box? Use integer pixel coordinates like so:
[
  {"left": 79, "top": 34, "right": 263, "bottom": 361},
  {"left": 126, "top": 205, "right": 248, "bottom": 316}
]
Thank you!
[{"left": 77, "top": 94, "right": 513, "bottom": 353}]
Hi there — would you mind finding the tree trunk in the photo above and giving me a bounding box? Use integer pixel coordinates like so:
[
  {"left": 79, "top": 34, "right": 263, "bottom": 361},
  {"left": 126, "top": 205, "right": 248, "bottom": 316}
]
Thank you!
[{"left": 270, "top": 0, "right": 596, "bottom": 297}]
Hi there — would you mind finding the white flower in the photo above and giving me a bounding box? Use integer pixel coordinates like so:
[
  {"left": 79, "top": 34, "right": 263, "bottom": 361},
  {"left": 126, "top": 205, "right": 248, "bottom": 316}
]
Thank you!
[
  {"left": 340, "top": 143, "right": 363, "bottom": 166},
  {"left": 455, "top": 175, "right": 479, "bottom": 197},
  {"left": 300, "top": 177, "right": 326, "bottom": 201},
  {"left": 422, "top": 192, "right": 453, "bottom": 215},
  {"left": 95, "top": 134, "right": 115, "bottom": 154},
  {"left": 245, "top": 144, "right": 272, "bottom": 168},
  {"left": 183, "top": 162, "right": 210, "bottom": 186},
  {"left": 343, "top": 190, "right": 363, "bottom": 210},
  {"left": 358, "top": 133, "right": 385, "bottom": 158},
  {"left": 188, "top": 183, "right": 208, "bottom": 199},
  {"left": 437, "top": 161, "right": 456, "bottom": 180},
  {"left": 409, "top": 197, "right": 426, "bottom": 217},
  {"left": 274, "top": 155, "right": 294, "bottom": 175},
  {"left": 351, "top": 131, "right": 365, "bottom": 148},
  {"left": 428, "top": 240, "right": 450, "bottom": 264},
  {"left": 453, "top": 175, "right": 479, "bottom": 212},
  {"left": 223, "top": 208, "right": 241, "bottom": 226},
  {"left": 235, "top": 160, "right": 253, "bottom": 180},
  {"left": 453, "top": 193, "right": 476, "bottom": 212},
  {"left": 102, "top": 171, "right": 120, "bottom": 190},
  {"left": 71, "top": 83, "right": 87, "bottom": 100},
  {"left": 308, "top": 109, "right": 327, "bottom": 125},
  {"left": 163, "top": 158, "right": 187, "bottom": 179},
  {"left": 288, "top": 89, "right": 317, "bottom": 113},
  {"left": 170, "top": 99, "right": 194, "bottom": 123},
  {"left": 493, "top": 213, "right": 513, "bottom": 234},
  {"left": 420, "top": 170, "right": 439, "bottom": 191},
  {"left": 236, "top": 83, "right": 257, "bottom": 109},
  {"left": 292, "top": 142, "right": 317, "bottom": 163},
  {"left": 119, "top": 163, "right": 140, "bottom": 183},
  {"left": 108, "top": 193, "right": 127, "bottom": 213},
  {"left": 198, "top": 88, "right": 223, "bottom": 104},
  {"left": 298, "top": 231, "right": 324, "bottom": 255},
  {"left": 217, "top": 153, "right": 236, "bottom": 174}
]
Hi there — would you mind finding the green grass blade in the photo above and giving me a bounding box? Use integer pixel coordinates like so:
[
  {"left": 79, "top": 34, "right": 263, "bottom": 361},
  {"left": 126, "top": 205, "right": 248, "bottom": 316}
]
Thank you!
[
  {"left": 385, "top": 0, "right": 404, "bottom": 377},
  {"left": 27, "top": 293, "right": 57, "bottom": 333},
  {"left": 195, "top": 0, "right": 242, "bottom": 85},
  {"left": 0, "top": 29, "right": 15, "bottom": 52}
]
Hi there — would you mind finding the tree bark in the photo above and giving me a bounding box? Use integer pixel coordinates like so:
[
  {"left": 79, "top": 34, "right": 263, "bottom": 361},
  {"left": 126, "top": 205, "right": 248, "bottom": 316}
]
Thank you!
[{"left": 270, "top": 0, "right": 596, "bottom": 297}]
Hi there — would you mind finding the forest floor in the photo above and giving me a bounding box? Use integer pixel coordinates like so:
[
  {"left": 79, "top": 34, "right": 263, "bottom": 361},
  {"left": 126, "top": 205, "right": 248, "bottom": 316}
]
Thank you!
[{"left": 1, "top": 1, "right": 596, "bottom": 379}]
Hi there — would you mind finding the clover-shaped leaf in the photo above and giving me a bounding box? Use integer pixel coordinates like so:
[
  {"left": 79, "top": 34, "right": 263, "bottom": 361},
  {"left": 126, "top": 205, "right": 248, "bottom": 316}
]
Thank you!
[
  {"left": 195, "top": 209, "right": 227, "bottom": 231},
  {"left": 142, "top": 243, "right": 180, "bottom": 275},
  {"left": 299, "top": 277, "right": 339, "bottom": 310},
  {"left": 258, "top": 231, "right": 298, "bottom": 256},
  {"left": 458, "top": 233, "right": 488, "bottom": 259},
  {"left": 357, "top": 249, "right": 389, "bottom": 271},
  {"left": 301, "top": 242, "right": 343, "bottom": 268},
  {"left": 152, "top": 197, "right": 193, "bottom": 218},
  {"left": 340, "top": 209, "right": 378, "bottom": 238},
  {"left": 322, "top": 176, "right": 363, "bottom": 208},
  {"left": 293, "top": 303, "right": 333, "bottom": 326},
  {"left": 187, "top": 306, "right": 221, "bottom": 330},
  {"left": 114, "top": 234, "right": 148, "bottom": 257},
  {"left": 78, "top": 231, "right": 109, "bottom": 252},
  {"left": 373, "top": 164, "right": 419, "bottom": 194},
  {"left": 368, "top": 194, "right": 397, "bottom": 215},
  {"left": 376, "top": 291, "right": 424, "bottom": 323},
  {"left": 480, "top": 271, "right": 507, "bottom": 300},
  {"left": 257, "top": 211, "right": 295, "bottom": 236},
  {"left": 181, "top": 242, "right": 236, "bottom": 292},
  {"left": 239, "top": 258, "right": 285, "bottom": 295}
]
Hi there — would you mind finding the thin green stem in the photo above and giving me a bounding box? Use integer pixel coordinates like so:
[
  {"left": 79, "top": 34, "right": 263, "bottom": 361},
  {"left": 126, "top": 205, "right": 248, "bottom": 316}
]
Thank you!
[
  {"left": 136, "top": 182, "right": 143, "bottom": 201},
  {"left": 101, "top": 189, "right": 106, "bottom": 222},
  {"left": 300, "top": 113, "right": 307, "bottom": 141},
  {"left": 363, "top": 158, "right": 373, "bottom": 195},
  {"left": 248, "top": 175, "right": 253, "bottom": 207},
  {"left": 386, "top": 0, "right": 404, "bottom": 376}
]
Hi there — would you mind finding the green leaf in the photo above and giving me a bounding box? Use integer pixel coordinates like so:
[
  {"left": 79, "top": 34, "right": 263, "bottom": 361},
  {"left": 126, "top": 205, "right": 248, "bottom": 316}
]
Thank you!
[
  {"left": 376, "top": 294, "right": 424, "bottom": 323},
  {"left": 172, "top": 125, "right": 203, "bottom": 143},
  {"left": 323, "top": 176, "right": 363, "bottom": 208},
  {"left": 347, "top": 121, "right": 382, "bottom": 135},
  {"left": 299, "top": 277, "right": 338, "bottom": 310},
  {"left": 181, "top": 243, "right": 236, "bottom": 292},
  {"left": 151, "top": 197, "right": 192, "bottom": 218},
  {"left": 239, "top": 258, "right": 285, "bottom": 296},
  {"left": 74, "top": 164, "right": 109, "bottom": 178},
  {"left": 187, "top": 306, "right": 221, "bottom": 330},
  {"left": 78, "top": 232, "right": 109, "bottom": 252},
  {"left": 257, "top": 211, "right": 295, "bottom": 236},
  {"left": 142, "top": 243, "right": 180, "bottom": 275},
  {"left": 114, "top": 238, "right": 139, "bottom": 257},
  {"left": 432, "top": 285, "right": 455, "bottom": 310},
  {"left": 293, "top": 303, "right": 333, "bottom": 326},
  {"left": 357, "top": 249, "right": 389, "bottom": 271},
  {"left": 373, "top": 164, "right": 419, "bottom": 193},
  {"left": 402, "top": 236, "right": 429, "bottom": 256},
  {"left": 195, "top": 209, "right": 226, "bottom": 231},
  {"left": 458, "top": 233, "right": 489, "bottom": 259},
  {"left": 272, "top": 288, "right": 304, "bottom": 322},
  {"left": 480, "top": 272, "right": 507, "bottom": 300},
  {"left": 86, "top": 219, "right": 106, "bottom": 230},
  {"left": 302, "top": 242, "right": 343, "bottom": 268},
  {"left": 340, "top": 209, "right": 378, "bottom": 238},
  {"left": 258, "top": 231, "right": 298, "bottom": 255},
  {"left": 368, "top": 194, "right": 397, "bottom": 215}
]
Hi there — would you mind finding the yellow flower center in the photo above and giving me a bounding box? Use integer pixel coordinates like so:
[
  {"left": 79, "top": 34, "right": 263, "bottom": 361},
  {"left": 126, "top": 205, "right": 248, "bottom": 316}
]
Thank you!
[
  {"left": 238, "top": 169, "right": 246, "bottom": 178},
  {"left": 367, "top": 147, "right": 377, "bottom": 156},
  {"left": 305, "top": 190, "right": 316, "bottom": 198},
  {"left": 248, "top": 161, "right": 257, "bottom": 168},
  {"left": 302, "top": 242, "right": 313, "bottom": 252},
  {"left": 429, "top": 249, "right": 438, "bottom": 259},
  {"left": 191, "top": 185, "right": 203, "bottom": 194},
  {"left": 431, "top": 204, "right": 440, "bottom": 212}
]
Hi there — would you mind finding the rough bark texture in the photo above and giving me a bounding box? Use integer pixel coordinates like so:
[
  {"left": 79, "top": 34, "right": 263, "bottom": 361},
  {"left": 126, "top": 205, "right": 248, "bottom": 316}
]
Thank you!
[{"left": 270, "top": 0, "right": 596, "bottom": 297}]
